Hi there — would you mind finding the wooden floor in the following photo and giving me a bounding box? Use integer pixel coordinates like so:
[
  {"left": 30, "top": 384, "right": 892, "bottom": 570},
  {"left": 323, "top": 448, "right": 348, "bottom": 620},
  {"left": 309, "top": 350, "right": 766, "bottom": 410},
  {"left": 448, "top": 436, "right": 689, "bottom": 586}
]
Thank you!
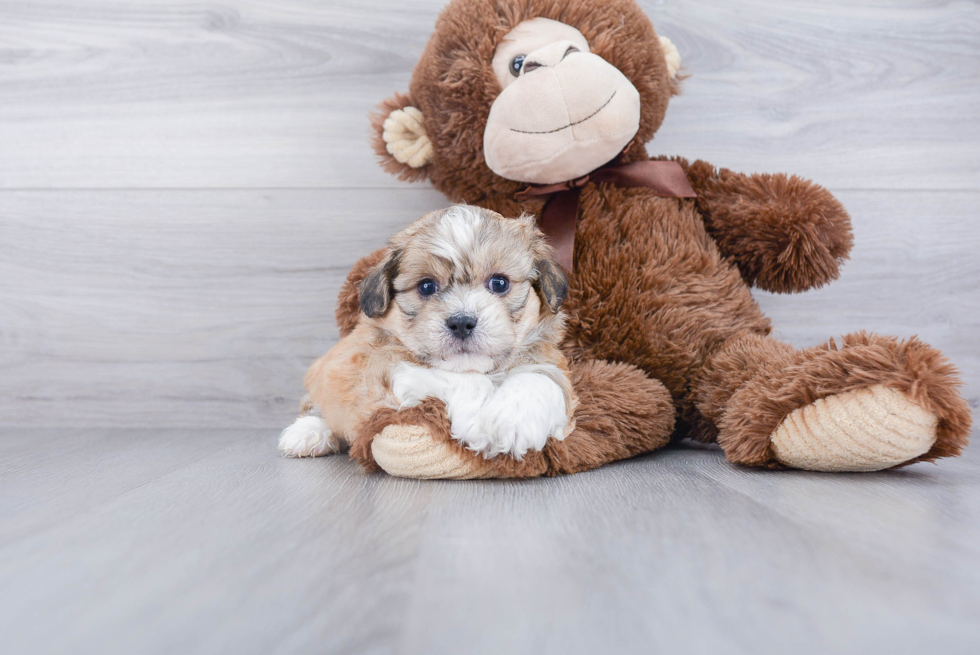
[
  {"left": 1, "top": 1, "right": 978, "bottom": 653},
  {"left": 2, "top": 429, "right": 979, "bottom": 654}
]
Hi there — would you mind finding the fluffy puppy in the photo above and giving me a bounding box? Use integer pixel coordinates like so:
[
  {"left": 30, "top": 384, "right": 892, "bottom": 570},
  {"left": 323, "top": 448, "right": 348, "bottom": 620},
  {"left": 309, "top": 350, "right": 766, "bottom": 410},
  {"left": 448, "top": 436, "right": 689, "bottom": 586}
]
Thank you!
[{"left": 279, "top": 205, "right": 577, "bottom": 462}]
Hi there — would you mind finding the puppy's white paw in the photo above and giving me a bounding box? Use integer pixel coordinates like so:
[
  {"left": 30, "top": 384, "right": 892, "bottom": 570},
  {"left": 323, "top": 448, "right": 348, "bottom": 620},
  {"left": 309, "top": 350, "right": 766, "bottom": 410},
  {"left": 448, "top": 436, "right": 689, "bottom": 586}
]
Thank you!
[
  {"left": 389, "top": 363, "right": 567, "bottom": 461},
  {"left": 278, "top": 416, "right": 341, "bottom": 457},
  {"left": 390, "top": 362, "right": 451, "bottom": 408},
  {"left": 475, "top": 372, "right": 568, "bottom": 460}
]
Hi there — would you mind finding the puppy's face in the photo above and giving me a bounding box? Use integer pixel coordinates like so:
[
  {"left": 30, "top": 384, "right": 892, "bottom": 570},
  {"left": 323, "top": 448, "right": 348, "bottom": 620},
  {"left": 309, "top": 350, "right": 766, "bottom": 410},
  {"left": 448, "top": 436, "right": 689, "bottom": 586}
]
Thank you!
[{"left": 360, "top": 206, "right": 567, "bottom": 373}]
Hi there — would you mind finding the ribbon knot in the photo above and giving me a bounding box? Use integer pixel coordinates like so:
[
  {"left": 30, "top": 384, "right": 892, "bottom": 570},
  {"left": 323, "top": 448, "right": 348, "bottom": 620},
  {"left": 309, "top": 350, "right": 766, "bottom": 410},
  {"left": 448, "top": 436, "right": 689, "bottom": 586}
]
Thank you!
[{"left": 515, "top": 160, "right": 697, "bottom": 271}]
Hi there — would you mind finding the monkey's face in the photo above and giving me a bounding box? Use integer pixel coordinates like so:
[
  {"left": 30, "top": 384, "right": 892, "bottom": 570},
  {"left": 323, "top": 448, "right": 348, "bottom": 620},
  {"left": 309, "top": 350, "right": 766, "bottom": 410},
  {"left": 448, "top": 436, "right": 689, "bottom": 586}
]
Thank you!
[
  {"left": 483, "top": 18, "right": 641, "bottom": 185},
  {"left": 373, "top": 0, "right": 680, "bottom": 201}
]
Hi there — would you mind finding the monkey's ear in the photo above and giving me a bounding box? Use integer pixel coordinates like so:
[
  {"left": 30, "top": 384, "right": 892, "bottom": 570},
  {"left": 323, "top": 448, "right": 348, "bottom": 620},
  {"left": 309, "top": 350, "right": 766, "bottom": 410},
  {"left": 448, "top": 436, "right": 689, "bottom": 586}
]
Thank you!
[
  {"left": 659, "top": 36, "right": 682, "bottom": 79},
  {"left": 359, "top": 249, "right": 401, "bottom": 318},
  {"left": 370, "top": 92, "right": 432, "bottom": 182},
  {"left": 659, "top": 35, "right": 684, "bottom": 96}
]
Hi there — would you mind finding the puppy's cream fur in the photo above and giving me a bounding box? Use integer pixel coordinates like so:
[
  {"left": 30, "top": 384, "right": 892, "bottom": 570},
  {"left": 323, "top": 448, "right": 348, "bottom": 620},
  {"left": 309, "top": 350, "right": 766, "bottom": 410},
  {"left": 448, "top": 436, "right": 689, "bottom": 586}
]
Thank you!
[{"left": 279, "top": 205, "right": 576, "bottom": 461}]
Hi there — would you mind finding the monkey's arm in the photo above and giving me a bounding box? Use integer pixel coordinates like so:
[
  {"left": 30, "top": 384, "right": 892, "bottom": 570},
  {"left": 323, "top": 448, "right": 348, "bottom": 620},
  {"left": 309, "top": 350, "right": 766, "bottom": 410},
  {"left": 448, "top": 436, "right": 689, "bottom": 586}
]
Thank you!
[
  {"left": 349, "top": 358, "right": 675, "bottom": 478},
  {"left": 666, "top": 156, "right": 854, "bottom": 293}
]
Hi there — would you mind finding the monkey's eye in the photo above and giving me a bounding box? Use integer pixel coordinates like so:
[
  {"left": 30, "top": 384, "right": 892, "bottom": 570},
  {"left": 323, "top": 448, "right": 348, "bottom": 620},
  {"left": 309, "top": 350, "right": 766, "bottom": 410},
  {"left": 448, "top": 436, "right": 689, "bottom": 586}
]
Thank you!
[
  {"left": 417, "top": 279, "right": 438, "bottom": 297},
  {"left": 509, "top": 54, "right": 526, "bottom": 77},
  {"left": 488, "top": 275, "right": 510, "bottom": 294}
]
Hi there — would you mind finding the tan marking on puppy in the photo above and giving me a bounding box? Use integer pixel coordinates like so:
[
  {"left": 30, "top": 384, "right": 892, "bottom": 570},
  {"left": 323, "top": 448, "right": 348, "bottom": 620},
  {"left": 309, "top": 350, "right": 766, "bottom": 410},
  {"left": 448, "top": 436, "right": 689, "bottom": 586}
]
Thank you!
[{"left": 281, "top": 206, "right": 575, "bottom": 461}]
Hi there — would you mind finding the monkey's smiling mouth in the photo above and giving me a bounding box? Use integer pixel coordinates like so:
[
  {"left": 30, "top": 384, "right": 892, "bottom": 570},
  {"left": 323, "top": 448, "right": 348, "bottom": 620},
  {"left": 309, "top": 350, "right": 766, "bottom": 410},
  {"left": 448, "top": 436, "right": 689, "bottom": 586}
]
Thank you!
[{"left": 509, "top": 90, "right": 617, "bottom": 135}]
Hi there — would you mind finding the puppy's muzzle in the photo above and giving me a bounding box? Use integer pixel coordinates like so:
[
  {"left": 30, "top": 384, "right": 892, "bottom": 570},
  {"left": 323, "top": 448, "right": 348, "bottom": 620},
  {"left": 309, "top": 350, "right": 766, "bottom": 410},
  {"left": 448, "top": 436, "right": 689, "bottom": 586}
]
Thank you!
[{"left": 446, "top": 313, "right": 478, "bottom": 340}]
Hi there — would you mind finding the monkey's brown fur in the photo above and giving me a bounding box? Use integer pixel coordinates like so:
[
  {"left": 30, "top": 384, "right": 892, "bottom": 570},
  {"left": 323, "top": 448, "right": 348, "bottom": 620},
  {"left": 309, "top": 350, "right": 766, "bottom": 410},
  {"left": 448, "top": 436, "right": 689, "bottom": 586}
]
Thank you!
[{"left": 338, "top": 0, "right": 970, "bottom": 475}]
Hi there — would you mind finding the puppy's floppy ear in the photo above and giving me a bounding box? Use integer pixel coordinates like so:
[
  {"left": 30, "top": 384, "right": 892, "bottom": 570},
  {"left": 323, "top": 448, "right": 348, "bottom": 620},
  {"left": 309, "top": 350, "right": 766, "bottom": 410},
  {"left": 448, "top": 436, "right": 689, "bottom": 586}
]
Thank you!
[
  {"left": 370, "top": 92, "right": 432, "bottom": 183},
  {"left": 359, "top": 249, "right": 401, "bottom": 318},
  {"left": 534, "top": 258, "right": 568, "bottom": 313},
  {"left": 521, "top": 214, "right": 568, "bottom": 313}
]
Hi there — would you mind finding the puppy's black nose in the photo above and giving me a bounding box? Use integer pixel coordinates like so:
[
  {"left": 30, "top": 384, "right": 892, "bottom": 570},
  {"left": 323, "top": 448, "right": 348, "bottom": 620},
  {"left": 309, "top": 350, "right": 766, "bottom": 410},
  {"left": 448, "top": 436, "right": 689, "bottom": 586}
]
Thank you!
[{"left": 446, "top": 313, "right": 477, "bottom": 340}]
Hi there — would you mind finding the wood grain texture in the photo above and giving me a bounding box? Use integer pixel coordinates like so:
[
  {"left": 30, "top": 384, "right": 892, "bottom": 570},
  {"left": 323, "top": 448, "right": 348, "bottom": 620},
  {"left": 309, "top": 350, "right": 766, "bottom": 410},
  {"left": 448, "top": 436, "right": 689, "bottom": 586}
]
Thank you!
[
  {"left": 0, "top": 187, "right": 443, "bottom": 426},
  {"left": 1, "top": 188, "right": 977, "bottom": 428},
  {"left": 1, "top": 429, "right": 978, "bottom": 655},
  {"left": 0, "top": 0, "right": 977, "bottom": 189}
]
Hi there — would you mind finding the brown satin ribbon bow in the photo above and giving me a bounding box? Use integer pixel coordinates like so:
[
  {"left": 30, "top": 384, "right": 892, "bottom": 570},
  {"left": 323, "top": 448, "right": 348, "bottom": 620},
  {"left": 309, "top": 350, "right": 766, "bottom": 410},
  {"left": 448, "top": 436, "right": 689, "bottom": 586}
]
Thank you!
[{"left": 515, "top": 160, "right": 697, "bottom": 272}]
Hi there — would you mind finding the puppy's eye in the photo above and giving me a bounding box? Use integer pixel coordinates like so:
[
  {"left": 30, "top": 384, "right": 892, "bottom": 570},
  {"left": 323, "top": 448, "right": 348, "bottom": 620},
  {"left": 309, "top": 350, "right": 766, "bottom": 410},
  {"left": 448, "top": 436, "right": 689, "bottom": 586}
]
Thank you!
[
  {"left": 510, "top": 54, "right": 526, "bottom": 77},
  {"left": 488, "top": 275, "right": 510, "bottom": 294},
  {"left": 417, "top": 279, "right": 438, "bottom": 297}
]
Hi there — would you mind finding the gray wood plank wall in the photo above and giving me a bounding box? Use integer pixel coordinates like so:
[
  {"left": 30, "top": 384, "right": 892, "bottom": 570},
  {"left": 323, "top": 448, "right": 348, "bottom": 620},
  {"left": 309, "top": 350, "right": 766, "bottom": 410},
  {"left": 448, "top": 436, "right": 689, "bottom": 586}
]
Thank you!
[{"left": 1, "top": 0, "right": 978, "bottom": 428}]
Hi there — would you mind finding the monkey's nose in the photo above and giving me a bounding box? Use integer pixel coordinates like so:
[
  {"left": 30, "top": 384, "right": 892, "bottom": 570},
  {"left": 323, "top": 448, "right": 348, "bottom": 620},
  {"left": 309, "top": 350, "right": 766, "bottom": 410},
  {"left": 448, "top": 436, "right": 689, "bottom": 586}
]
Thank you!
[
  {"left": 522, "top": 40, "right": 581, "bottom": 74},
  {"left": 446, "top": 314, "right": 478, "bottom": 340}
]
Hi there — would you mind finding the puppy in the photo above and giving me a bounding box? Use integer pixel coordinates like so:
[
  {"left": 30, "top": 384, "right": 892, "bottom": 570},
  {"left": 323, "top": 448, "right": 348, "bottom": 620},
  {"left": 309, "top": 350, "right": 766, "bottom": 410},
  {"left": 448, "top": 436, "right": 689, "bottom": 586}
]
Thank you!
[{"left": 278, "top": 205, "right": 577, "bottom": 462}]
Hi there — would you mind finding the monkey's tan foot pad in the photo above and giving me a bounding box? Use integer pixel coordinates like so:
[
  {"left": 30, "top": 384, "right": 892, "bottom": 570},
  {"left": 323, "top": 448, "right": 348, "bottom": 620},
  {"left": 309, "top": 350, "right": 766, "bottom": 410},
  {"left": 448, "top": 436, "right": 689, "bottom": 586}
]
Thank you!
[
  {"left": 770, "top": 384, "right": 938, "bottom": 472},
  {"left": 371, "top": 425, "right": 492, "bottom": 479}
]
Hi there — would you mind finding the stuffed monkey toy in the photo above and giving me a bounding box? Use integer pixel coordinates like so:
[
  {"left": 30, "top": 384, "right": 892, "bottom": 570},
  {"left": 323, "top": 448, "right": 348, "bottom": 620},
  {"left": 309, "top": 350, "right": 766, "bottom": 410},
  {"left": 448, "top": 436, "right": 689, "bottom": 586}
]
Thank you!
[{"left": 332, "top": 0, "right": 971, "bottom": 478}]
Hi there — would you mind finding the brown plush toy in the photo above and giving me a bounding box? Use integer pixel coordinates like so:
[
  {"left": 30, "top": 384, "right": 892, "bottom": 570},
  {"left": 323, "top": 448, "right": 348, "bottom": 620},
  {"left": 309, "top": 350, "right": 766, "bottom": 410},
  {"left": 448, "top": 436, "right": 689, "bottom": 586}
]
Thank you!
[{"left": 333, "top": 0, "right": 971, "bottom": 478}]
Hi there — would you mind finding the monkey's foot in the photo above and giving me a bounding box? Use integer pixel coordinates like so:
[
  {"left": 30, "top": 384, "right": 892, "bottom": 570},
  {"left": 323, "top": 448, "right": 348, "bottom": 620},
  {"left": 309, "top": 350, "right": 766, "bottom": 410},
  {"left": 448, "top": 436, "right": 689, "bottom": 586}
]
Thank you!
[
  {"left": 770, "top": 385, "right": 937, "bottom": 472},
  {"left": 718, "top": 333, "right": 971, "bottom": 471}
]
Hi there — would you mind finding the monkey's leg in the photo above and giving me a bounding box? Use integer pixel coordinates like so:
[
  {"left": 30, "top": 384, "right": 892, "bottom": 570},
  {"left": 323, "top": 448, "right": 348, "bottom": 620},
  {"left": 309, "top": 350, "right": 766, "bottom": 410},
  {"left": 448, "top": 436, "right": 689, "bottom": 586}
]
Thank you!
[
  {"left": 350, "top": 359, "right": 675, "bottom": 479},
  {"left": 694, "top": 330, "right": 971, "bottom": 471}
]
